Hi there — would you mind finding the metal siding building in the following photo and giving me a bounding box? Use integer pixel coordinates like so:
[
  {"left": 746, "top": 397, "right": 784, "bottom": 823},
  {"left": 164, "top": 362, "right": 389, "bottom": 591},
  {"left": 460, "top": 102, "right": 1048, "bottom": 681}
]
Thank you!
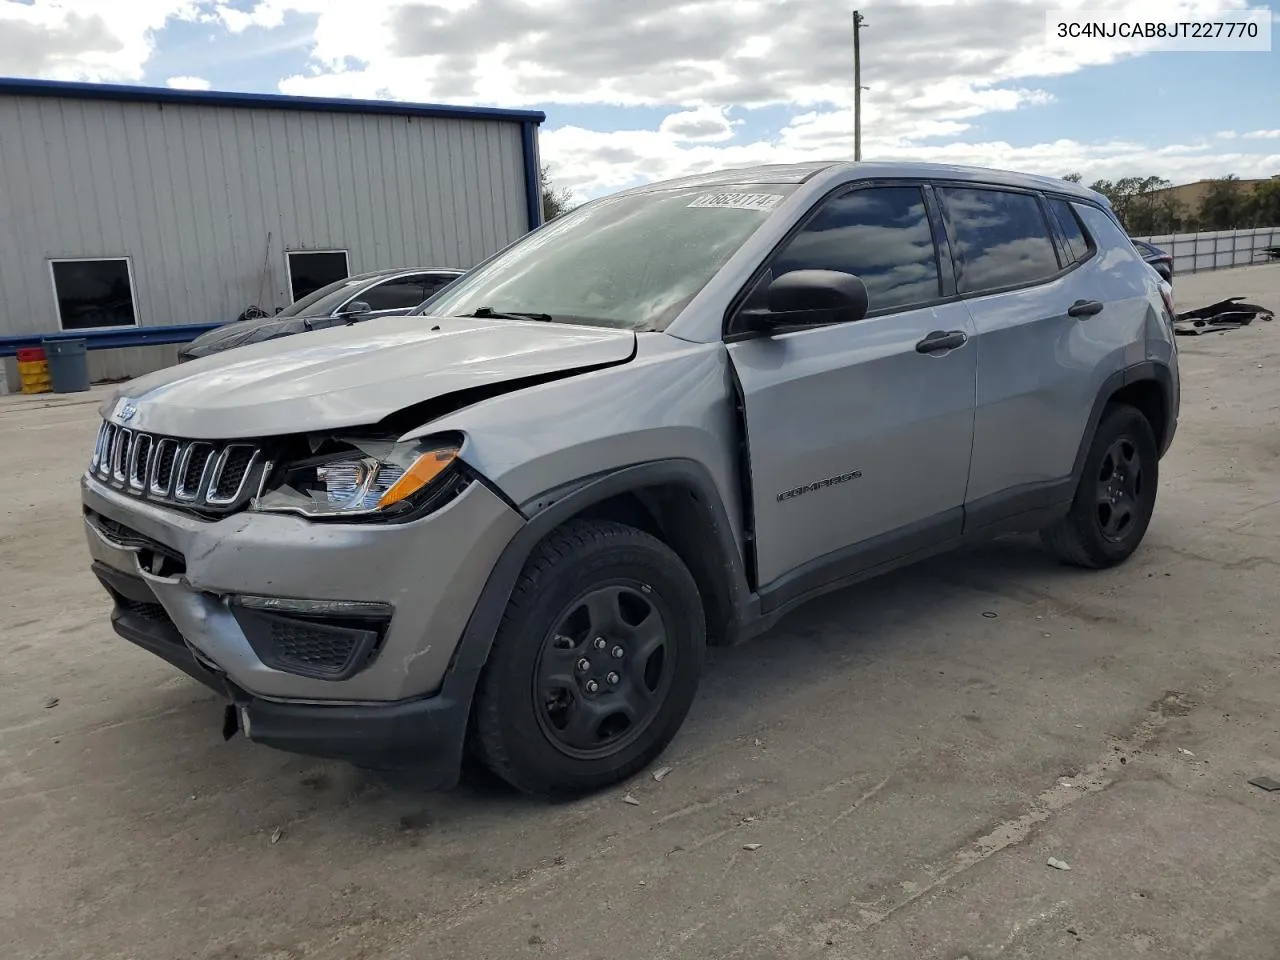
[{"left": 0, "top": 79, "right": 544, "bottom": 384}]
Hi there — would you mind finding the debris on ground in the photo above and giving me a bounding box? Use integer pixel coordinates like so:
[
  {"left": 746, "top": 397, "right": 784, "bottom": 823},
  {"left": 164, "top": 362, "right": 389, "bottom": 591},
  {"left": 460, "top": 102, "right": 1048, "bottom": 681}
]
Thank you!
[
  {"left": 1173, "top": 297, "right": 1274, "bottom": 336},
  {"left": 652, "top": 766, "right": 673, "bottom": 782},
  {"left": 1178, "top": 748, "right": 1196, "bottom": 757},
  {"left": 1248, "top": 775, "right": 1280, "bottom": 792},
  {"left": 1047, "top": 857, "right": 1072, "bottom": 871},
  {"left": 743, "top": 843, "right": 763, "bottom": 851},
  {"left": 43, "top": 697, "right": 59, "bottom": 709},
  {"left": 622, "top": 794, "right": 641, "bottom": 806},
  {"left": 270, "top": 827, "right": 283, "bottom": 845},
  {"left": 982, "top": 611, "right": 998, "bottom": 619}
]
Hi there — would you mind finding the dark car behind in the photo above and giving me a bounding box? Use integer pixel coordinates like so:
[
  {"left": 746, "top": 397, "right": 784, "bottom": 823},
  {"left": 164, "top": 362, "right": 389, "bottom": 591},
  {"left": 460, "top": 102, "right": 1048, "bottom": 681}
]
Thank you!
[
  {"left": 1132, "top": 239, "right": 1174, "bottom": 284},
  {"left": 179, "top": 267, "right": 464, "bottom": 361}
]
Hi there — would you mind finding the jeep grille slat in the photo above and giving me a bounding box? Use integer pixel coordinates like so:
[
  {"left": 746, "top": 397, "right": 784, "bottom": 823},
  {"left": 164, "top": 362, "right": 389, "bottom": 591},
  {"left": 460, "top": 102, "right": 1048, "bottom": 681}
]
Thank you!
[{"left": 87, "top": 421, "right": 264, "bottom": 515}]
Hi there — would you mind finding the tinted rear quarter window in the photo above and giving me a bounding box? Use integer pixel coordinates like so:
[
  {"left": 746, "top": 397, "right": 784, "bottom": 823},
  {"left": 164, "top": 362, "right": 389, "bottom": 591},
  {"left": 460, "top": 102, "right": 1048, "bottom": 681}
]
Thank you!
[
  {"left": 770, "top": 185, "right": 941, "bottom": 313},
  {"left": 1071, "top": 202, "right": 1146, "bottom": 267},
  {"left": 937, "top": 187, "right": 1059, "bottom": 294},
  {"left": 1047, "top": 197, "right": 1091, "bottom": 264}
]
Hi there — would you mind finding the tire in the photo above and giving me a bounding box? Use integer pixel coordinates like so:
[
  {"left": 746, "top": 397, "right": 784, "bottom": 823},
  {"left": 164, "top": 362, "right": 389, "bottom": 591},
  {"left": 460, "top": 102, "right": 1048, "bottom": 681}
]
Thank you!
[
  {"left": 1040, "top": 402, "right": 1159, "bottom": 569},
  {"left": 472, "top": 519, "right": 706, "bottom": 797}
]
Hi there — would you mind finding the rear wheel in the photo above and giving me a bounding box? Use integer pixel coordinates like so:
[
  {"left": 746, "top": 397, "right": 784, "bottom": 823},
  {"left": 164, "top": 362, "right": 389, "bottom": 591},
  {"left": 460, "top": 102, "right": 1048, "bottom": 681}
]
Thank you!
[
  {"left": 472, "top": 519, "right": 705, "bottom": 797},
  {"left": 1040, "top": 403, "right": 1158, "bottom": 568}
]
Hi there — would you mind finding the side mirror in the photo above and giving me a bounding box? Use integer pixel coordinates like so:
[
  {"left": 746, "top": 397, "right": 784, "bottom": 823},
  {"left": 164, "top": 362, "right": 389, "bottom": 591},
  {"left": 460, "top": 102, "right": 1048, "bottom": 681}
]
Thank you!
[
  {"left": 741, "top": 270, "right": 869, "bottom": 333},
  {"left": 338, "top": 301, "right": 372, "bottom": 319}
]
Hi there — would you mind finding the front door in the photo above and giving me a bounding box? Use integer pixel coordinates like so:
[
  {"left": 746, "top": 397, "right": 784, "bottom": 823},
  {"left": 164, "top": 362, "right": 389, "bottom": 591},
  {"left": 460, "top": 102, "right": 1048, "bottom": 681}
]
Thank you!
[{"left": 725, "top": 184, "right": 977, "bottom": 598}]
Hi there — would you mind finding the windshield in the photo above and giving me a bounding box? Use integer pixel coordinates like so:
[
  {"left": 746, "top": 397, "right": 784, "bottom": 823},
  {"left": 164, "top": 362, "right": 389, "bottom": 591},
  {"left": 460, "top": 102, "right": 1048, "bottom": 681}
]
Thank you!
[
  {"left": 419, "top": 183, "right": 800, "bottom": 331},
  {"left": 277, "top": 274, "right": 376, "bottom": 318}
]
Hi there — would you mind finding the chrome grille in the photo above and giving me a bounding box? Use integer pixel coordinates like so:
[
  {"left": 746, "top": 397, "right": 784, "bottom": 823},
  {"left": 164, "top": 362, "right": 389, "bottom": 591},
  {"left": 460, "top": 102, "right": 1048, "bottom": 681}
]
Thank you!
[{"left": 89, "top": 421, "right": 262, "bottom": 513}]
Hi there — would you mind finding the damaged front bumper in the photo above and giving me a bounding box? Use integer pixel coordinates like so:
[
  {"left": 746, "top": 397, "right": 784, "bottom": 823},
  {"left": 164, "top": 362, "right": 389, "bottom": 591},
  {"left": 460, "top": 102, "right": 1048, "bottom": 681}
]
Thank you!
[{"left": 81, "top": 471, "right": 523, "bottom": 779}]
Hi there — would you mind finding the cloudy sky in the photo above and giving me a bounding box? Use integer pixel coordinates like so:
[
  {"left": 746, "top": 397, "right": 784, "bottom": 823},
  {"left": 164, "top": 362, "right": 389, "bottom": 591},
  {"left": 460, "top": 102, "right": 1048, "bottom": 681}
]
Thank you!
[{"left": 1, "top": 0, "right": 1278, "bottom": 200}]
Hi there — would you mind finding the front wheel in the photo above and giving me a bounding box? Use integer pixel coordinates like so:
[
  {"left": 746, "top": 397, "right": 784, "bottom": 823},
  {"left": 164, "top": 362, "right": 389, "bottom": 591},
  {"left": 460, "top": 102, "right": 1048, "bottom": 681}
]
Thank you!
[
  {"left": 471, "top": 519, "right": 706, "bottom": 797},
  {"left": 1040, "top": 402, "right": 1159, "bottom": 569}
]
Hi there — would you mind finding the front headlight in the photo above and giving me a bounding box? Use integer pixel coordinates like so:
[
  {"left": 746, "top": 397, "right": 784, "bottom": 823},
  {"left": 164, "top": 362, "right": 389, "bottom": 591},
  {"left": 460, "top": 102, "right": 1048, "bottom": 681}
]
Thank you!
[{"left": 252, "top": 436, "right": 465, "bottom": 521}]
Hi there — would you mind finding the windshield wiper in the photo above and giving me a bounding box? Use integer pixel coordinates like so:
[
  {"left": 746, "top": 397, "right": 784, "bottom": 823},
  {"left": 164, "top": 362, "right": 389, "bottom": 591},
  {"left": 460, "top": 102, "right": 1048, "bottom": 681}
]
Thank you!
[{"left": 466, "top": 306, "right": 554, "bottom": 322}]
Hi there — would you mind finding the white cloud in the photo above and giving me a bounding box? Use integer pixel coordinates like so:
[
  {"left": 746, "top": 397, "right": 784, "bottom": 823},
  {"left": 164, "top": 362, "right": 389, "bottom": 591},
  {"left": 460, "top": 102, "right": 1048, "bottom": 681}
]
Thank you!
[
  {"left": 542, "top": 114, "right": 1280, "bottom": 200},
  {"left": 0, "top": 0, "right": 203, "bottom": 81},
  {"left": 166, "top": 74, "right": 212, "bottom": 90},
  {"left": 226, "top": 0, "right": 1271, "bottom": 197},
  {"left": 4, "top": 0, "right": 1277, "bottom": 202},
  {"left": 659, "top": 106, "right": 736, "bottom": 143},
  {"left": 210, "top": 0, "right": 328, "bottom": 33}
]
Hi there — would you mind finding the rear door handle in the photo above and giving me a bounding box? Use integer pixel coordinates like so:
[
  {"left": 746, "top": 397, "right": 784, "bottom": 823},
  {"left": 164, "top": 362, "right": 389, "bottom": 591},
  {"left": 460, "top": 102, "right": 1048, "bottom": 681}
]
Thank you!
[
  {"left": 1068, "top": 299, "right": 1104, "bottom": 318},
  {"left": 916, "top": 330, "right": 968, "bottom": 354}
]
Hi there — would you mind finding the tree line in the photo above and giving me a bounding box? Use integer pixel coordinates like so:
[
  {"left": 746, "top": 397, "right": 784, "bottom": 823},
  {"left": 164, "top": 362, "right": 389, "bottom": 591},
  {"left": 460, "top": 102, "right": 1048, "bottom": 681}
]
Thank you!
[
  {"left": 1060, "top": 172, "right": 1280, "bottom": 235},
  {"left": 541, "top": 166, "right": 575, "bottom": 221}
]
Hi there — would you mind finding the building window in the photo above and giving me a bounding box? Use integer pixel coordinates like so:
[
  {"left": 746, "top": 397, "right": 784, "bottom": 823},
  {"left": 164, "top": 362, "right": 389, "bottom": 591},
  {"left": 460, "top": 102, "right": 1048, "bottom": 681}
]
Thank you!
[
  {"left": 286, "top": 250, "right": 349, "bottom": 302},
  {"left": 49, "top": 258, "right": 138, "bottom": 330}
]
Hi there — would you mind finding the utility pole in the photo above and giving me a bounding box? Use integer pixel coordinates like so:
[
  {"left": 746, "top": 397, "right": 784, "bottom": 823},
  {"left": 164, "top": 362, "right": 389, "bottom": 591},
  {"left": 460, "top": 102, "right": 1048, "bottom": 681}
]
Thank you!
[{"left": 852, "top": 10, "right": 866, "bottom": 161}]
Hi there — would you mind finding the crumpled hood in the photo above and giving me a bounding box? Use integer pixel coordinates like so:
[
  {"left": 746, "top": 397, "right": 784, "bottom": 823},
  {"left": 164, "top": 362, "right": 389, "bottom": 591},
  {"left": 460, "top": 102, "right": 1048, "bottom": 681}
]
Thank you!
[{"left": 101, "top": 315, "right": 636, "bottom": 439}]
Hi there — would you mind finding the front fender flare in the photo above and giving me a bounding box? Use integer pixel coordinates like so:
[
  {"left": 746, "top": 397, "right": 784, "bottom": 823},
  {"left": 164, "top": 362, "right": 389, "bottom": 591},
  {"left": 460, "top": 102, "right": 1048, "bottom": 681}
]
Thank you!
[{"left": 437, "top": 456, "right": 753, "bottom": 713}]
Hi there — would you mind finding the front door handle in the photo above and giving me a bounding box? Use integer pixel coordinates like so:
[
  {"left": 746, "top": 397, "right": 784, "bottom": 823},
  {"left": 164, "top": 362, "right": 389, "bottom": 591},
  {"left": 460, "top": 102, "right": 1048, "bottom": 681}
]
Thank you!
[
  {"left": 916, "top": 330, "right": 968, "bottom": 354},
  {"left": 1068, "top": 299, "right": 1104, "bottom": 318}
]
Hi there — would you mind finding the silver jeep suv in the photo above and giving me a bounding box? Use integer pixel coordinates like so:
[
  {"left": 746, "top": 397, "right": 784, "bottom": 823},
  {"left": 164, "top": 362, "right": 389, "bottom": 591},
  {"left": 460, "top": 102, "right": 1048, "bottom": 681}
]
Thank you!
[{"left": 82, "top": 161, "right": 1179, "bottom": 796}]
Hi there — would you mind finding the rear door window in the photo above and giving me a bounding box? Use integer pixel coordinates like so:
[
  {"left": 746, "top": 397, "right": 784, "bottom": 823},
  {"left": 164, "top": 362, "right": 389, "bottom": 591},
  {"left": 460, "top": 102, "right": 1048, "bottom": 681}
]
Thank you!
[
  {"left": 769, "top": 185, "right": 942, "bottom": 314},
  {"left": 936, "top": 187, "right": 1060, "bottom": 295},
  {"left": 1047, "top": 197, "right": 1092, "bottom": 265},
  {"left": 361, "top": 276, "right": 428, "bottom": 311}
]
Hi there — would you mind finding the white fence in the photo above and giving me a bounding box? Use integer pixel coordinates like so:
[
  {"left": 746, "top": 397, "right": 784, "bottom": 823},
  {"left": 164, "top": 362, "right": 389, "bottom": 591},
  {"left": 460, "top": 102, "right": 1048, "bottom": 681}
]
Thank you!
[{"left": 1133, "top": 226, "right": 1280, "bottom": 276}]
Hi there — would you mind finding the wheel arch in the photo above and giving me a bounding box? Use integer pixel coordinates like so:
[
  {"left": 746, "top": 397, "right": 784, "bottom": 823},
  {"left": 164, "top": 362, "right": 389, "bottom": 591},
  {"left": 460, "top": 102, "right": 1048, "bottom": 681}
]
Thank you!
[
  {"left": 444, "top": 459, "right": 755, "bottom": 696},
  {"left": 1071, "top": 361, "right": 1176, "bottom": 486}
]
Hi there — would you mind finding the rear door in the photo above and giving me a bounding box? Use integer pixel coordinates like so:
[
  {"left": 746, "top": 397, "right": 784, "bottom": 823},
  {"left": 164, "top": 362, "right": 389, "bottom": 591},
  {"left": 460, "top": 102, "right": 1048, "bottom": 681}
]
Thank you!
[
  {"left": 936, "top": 186, "right": 1144, "bottom": 520},
  {"left": 726, "top": 183, "right": 978, "bottom": 597}
]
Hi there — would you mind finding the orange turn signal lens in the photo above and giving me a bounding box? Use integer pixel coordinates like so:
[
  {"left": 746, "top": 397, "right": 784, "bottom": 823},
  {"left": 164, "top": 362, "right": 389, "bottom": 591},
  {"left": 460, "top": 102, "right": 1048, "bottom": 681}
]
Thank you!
[{"left": 376, "top": 447, "right": 459, "bottom": 508}]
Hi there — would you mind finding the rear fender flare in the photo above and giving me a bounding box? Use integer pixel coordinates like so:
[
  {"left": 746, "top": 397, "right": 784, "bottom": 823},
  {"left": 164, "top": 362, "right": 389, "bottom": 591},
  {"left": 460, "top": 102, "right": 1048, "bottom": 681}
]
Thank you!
[{"left": 1070, "top": 361, "right": 1176, "bottom": 485}]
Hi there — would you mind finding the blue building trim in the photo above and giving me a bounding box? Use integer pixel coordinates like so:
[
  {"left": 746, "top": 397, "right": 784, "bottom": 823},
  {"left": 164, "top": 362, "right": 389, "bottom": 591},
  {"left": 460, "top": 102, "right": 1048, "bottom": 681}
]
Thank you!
[
  {"left": 521, "top": 121, "right": 544, "bottom": 232},
  {"left": 0, "top": 323, "right": 222, "bottom": 357},
  {"left": 0, "top": 77, "right": 547, "bottom": 125}
]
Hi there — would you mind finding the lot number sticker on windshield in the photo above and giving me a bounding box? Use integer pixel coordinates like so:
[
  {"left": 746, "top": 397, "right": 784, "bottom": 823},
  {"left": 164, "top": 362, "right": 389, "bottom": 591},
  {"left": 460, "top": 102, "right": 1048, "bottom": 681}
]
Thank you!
[{"left": 687, "top": 192, "right": 783, "bottom": 211}]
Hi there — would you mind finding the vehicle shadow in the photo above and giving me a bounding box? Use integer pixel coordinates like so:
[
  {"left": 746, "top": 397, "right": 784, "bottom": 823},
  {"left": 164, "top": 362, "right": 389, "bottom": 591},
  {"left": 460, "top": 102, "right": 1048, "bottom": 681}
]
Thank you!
[
  {"left": 132, "top": 533, "right": 1111, "bottom": 842},
  {"left": 381, "top": 534, "right": 1099, "bottom": 807}
]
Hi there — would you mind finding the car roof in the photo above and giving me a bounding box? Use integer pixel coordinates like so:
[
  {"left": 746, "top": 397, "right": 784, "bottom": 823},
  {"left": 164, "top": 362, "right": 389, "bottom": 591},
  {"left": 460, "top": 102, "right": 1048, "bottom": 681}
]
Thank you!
[
  {"left": 347, "top": 267, "right": 464, "bottom": 280},
  {"left": 616, "top": 160, "right": 1109, "bottom": 206}
]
